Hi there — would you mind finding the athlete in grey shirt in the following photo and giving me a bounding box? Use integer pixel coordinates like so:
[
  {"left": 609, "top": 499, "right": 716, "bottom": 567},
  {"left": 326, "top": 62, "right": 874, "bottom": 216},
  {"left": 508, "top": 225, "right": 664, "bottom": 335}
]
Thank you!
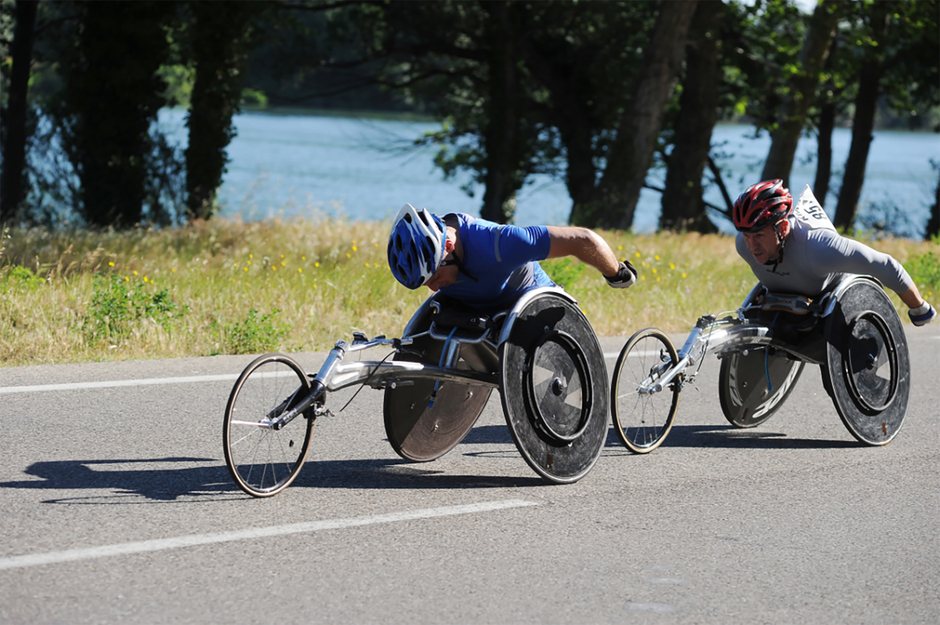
[{"left": 732, "top": 180, "right": 935, "bottom": 326}]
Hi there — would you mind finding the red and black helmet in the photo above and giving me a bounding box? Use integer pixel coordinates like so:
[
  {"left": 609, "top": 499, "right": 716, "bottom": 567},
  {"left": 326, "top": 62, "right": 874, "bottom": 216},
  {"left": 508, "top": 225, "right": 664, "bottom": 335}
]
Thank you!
[{"left": 732, "top": 179, "right": 793, "bottom": 233}]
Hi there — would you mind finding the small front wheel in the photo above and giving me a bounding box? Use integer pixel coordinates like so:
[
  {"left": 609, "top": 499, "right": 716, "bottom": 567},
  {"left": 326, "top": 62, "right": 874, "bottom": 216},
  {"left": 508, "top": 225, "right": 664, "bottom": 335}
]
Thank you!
[
  {"left": 611, "top": 328, "right": 680, "bottom": 453},
  {"left": 223, "top": 354, "right": 315, "bottom": 497}
]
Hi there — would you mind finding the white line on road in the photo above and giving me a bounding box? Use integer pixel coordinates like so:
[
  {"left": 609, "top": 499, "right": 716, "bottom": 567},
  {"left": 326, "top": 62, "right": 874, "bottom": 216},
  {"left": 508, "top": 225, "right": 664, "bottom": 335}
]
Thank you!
[
  {"left": 0, "top": 499, "right": 538, "bottom": 571},
  {"left": 2, "top": 352, "right": 642, "bottom": 395}
]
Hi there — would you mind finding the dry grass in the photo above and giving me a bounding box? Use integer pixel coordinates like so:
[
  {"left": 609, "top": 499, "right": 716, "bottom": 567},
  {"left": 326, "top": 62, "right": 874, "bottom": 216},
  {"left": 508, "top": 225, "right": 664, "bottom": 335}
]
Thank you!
[{"left": 1, "top": 219, "right": 936, "bottom": 367}]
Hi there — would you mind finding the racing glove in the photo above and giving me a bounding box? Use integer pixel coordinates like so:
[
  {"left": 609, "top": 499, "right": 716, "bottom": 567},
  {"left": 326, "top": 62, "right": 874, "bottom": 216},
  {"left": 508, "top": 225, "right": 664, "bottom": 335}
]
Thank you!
[
  {"left": 605, "top": 260, "right": 638, "bottom": 289},
  {"left": 909, "top": 302, "right": 936, "bottom": 326}
]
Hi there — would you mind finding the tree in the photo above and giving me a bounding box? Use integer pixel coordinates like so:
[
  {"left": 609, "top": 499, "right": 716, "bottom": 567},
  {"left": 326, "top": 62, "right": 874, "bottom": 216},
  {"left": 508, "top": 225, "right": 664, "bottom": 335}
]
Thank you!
[
  {"left": 0, "top": 0, "right": 38, "bottom": 224},
  {"left": 659, "top": 0, "right": 723, "bottom": 233},
  {"left": 55, "top": 1, "right": 177, "bottom": 227},
  {"left": 833, "top": 0, "right": 939, "bottom": 231},
  {"left": 760, "top": 0, "right": 844, "bottom": 185},
  {"left": 571, "top": 0, "right": 698, "bottom": 229},
  {"left": 185, "top": 1, "right": 265, "bottom": 221}
]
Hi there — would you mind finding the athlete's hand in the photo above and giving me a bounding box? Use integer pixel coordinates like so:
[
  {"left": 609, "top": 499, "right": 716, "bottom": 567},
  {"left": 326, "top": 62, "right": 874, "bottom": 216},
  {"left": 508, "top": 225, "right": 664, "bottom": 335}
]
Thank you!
[
  {"left": 909, "top": 302, "right": 936, "bottom": 326},
  {"left": 605, "top": 260, "right": 637, "bottom": 289}
]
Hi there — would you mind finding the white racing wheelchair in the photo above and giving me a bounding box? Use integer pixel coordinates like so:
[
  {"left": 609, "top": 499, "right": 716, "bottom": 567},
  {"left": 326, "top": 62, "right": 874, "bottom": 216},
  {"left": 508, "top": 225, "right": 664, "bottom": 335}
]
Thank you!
[
  {"left": 610, "top": 275, "right": 911, "bottom": 453},
  {"left": 223, "top": 287, "right": 610, "bottom": 497}
]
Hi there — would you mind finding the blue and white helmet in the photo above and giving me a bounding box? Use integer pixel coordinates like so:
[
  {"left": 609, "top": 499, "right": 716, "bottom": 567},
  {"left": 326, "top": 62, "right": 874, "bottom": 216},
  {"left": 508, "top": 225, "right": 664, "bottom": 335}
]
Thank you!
[{"left": 387, "top": 203, "right": 446, "bottom": 289}]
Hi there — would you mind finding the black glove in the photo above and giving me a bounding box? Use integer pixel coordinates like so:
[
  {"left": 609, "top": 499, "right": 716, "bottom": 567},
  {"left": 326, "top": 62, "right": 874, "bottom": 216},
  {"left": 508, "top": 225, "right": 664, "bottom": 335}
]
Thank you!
[{"left": 605, "top": 260, "right": 637, "bottom": 289}]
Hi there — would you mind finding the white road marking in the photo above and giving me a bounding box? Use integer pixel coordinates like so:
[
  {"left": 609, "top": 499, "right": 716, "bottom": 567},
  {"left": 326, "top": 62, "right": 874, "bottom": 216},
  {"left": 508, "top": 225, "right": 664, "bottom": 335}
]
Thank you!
[
  {"left": 0, "top": 371, "right": 294, "bottom": 395},
  {"left": 1, "top": 350, "right": 647, "bottom": 395},
  {"left": 0, "top": 499, "right": 538, "bottom": 571}
]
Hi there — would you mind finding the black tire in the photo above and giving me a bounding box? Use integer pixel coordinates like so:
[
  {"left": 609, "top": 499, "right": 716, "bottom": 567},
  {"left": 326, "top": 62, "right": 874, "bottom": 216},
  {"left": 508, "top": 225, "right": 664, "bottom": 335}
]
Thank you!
[
  {"left": 223, "top": 354, "right": 314, "bottom": 497},
  {"left": 611, "top": 328, "right": 680, "bottom": 453},
  {"left": 718, "top": 350, "right": 804, "bottom": 428},
  {"left": 821, "top": 278, "right": 910, "bottom": 445}
]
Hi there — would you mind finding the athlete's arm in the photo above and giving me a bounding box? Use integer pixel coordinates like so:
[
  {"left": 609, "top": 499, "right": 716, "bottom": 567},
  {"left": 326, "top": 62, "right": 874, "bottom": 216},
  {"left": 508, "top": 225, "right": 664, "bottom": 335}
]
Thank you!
[{"left": 545, "top": 226, "right": 621, "bottom": 276}]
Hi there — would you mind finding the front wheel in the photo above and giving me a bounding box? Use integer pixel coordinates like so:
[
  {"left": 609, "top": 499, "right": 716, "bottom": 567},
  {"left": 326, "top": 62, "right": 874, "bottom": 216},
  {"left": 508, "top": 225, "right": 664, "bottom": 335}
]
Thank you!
[
  {"left": 611, "top": 328, "right": 680, "bottom": 453},
  {"left": 223, "top": 354, "right": 315, "bottom": 497}
]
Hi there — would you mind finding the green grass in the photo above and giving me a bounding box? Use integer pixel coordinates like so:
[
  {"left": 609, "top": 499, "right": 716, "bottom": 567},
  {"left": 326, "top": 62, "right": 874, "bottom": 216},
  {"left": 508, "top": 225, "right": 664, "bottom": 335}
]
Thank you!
[{"left": 1, "top": 218, "right": 937, "bottom": 367}]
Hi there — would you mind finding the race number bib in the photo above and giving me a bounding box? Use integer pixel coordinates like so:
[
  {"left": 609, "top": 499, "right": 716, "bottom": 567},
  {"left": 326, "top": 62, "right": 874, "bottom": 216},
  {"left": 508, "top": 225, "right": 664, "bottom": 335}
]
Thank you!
[{"left": 793, "top": 185, "right": 836, "bottom": 231}]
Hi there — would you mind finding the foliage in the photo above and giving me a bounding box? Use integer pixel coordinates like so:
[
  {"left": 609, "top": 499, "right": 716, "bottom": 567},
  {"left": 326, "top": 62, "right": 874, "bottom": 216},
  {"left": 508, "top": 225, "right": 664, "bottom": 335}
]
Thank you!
[
  {"left": 1, "top": 264, "right": 44, "bottom": 291},
  {"left": 541, "top": 257, "right": 585, "bottom": 290},
  {"left": 905, "top": 250, "right": 940, "bottom": 295},
  {"left": 85, "top": 272, "right": 181, "bottom": 342},
  {"left": 223, "top": 308, "right": 287, "bottom": 354}
]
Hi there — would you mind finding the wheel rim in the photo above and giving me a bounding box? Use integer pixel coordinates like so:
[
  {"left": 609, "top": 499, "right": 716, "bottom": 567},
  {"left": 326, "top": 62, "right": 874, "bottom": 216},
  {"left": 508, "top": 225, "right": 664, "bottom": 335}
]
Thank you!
[
  {"left": 614, "top": 331, "right": 678, "bottom": 452},
  {"left": 225, "top": 357, "right": 312, "bottom": 496},
  {"left": 525, "top": 330, "right": 591, "bottom": 443},
  {"left": 842, "top": 311, "right": 898, "bottom": 413}
]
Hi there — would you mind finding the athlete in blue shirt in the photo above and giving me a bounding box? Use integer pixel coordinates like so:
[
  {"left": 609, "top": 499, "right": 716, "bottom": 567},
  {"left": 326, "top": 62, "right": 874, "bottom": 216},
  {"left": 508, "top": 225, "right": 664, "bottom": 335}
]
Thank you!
[
  {"left": 387, "top": 204, "right": 636, "bottom": 311},
  {"left": 733, "top": 180, "right": 936, "bottom": 326}
]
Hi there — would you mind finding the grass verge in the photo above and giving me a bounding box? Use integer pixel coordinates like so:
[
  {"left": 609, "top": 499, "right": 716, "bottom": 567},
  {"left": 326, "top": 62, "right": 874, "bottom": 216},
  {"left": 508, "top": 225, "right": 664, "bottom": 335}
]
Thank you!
[{"left": 1, "top": 218, "right": 936, "bottom": 367}]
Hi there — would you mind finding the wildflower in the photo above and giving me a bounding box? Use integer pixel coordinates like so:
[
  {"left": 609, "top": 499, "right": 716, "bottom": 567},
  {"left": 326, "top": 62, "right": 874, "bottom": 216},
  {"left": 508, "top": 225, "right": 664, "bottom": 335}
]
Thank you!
[
  {"left": 635, "top": 252, "right": 641, "bottom": 258},
  {"left": 109, "top": 262, "right": 115, "bottom": 267},
  {"left": 298, "top": 268, "right": 303, "bottom": 274},
  {"left": 655, "top": 255, "right": 660, "bottom": 261},
  {"left": 133, "top": 270, "right": 138, "bottom": 275},
  {"left": 670, "top": 263, "right": 675, "bottom": 270},
  {"left": 352, "top": 245, "right": 358, "bottom": 252},
  {"left": 315, "top": 262, "right": 320, "bottom": 268}
]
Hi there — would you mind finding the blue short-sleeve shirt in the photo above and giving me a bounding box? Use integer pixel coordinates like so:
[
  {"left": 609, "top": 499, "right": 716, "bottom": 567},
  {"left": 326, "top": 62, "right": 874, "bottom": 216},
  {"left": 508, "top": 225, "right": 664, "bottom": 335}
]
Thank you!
[{"left": 439, "top": 213, "right": 554, "bottom": 311}]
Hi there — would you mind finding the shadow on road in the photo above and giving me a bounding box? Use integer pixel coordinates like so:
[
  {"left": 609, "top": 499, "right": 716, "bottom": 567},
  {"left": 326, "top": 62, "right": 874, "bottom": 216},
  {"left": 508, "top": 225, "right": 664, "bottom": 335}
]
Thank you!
[
  {"left": 651, "top": 424, "right": 863, "bottom": 449},
  {"left": 0, "top": 423, "right": 861, "bottom": 503}
]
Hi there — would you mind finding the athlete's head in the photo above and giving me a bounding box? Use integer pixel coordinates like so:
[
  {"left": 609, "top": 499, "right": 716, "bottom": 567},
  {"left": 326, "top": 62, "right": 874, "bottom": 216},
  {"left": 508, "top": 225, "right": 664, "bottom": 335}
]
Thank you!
[
  {"left": 734, "top": 179, "right": 793, "bottom": 265},
  {"left": 387, "top": 204, "right": 446, "bottom": 289}
]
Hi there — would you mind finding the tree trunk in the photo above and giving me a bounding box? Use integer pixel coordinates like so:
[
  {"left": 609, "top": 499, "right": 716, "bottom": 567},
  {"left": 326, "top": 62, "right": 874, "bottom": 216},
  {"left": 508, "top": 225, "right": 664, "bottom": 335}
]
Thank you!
[
  {"left": 70, "top": 1, "right": 173, "bottom": 227},
  {"left": 833, "top": 4, "right": 889, "bottom": 231},
  {"left": 517, "top": 29, "right": 596, "bottom": 213},
  {"left": 926, "top": 169, "right": 939, "bottom": 240},
  {"left": 0, "top": 0, "right": 38, "bottom": 225},
  {"left": 660, "top": 0, "right": 722, "bottom": 233},
  {"left": 480, "top": 2, "right": 522, "bottom": 224},
  {"left": 760, "top": 0, "right": 843, "bottom": 185},
  {"left": 573, "top": 0, "right": 697, "bottom": 229},
  {"left": 813, "top": 101, "right": 835, "bottom": 207},
  {"left": 186, "top": 2, "right": 259, "bottom": 221}
]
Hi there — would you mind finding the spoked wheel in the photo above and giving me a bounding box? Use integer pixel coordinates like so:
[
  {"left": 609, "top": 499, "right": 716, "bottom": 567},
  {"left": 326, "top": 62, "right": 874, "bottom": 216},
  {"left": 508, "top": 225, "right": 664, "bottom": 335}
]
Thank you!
[
  {"left": 223, "top": 354, "right": 315, "bottom": 497},
  {"left": 611, "top": 328, "right": 680, "bottom": 454}
]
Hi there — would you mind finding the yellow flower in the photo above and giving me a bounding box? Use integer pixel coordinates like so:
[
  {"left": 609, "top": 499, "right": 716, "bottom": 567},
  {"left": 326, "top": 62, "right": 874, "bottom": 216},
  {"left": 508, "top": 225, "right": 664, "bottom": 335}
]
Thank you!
[
  {"left": 109, "top": 261, "right": 115, "bottom": 267},
  {"left": 681, "top": 272, "right": 687, "bottom": 278},
  {"left": 635, "top": 252, "right": 641, "bottom": 258},
  {"left": 652, "top": 268, "right": 657, "bottom": 274},
  {"left": 315, "top": 262, "right": 320, "bottom": 268},
  {"left": 125, "top": 276, "right": 130, "bottom": 282},
  {"left": 133, "top": 270, "right": 138, "bottom": 275},
  {"left": 670, "top": 263, "right": 675, "bottom": 270},
  {"left": 655, "top": 255, "right": 660, "bottom": 261},
  {"left": 352, "top": 245, "right": 358, "bottom": 252},
  {"left": 244, "top": 267, "right": 248, "bottom": 272},
  {"left": 280, "top": 261, "right": 286, "bottom": 267},
  {"left": 249, "top": 254, "right": 253, "bottom": 259},
  {"left": 171, "top": 269, "right": 176, "bottom": 273},
  {"left": 298, "top": 268, "right": 303, "bottom": 274}
]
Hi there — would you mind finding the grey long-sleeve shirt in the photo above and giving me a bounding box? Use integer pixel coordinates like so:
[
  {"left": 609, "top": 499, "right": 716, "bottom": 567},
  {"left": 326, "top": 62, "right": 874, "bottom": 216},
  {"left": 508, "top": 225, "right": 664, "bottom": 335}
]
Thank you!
[{"left": 735, "top": 186, "right": 914, "bottom": 297}]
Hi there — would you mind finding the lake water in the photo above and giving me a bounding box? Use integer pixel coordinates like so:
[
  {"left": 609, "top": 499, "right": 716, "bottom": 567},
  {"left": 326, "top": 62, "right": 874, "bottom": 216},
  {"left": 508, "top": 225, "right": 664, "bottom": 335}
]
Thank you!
[{"left": 158, "top": 109, "right": 940, "bottom": 237}]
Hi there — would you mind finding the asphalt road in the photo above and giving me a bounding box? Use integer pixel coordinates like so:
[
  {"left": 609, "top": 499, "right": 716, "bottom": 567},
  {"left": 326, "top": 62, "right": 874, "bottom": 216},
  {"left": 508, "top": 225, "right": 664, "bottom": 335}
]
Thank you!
[{"left": 1, "top": 326, "right": 938, "bottom": 624}]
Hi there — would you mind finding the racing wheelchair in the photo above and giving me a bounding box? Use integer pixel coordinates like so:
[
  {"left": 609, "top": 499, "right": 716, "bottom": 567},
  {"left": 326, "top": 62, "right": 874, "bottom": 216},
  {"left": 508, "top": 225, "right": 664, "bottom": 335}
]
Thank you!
[
  {"left": 610, "top": 275, "right": 911, "bottom": 453},
  {"left": 223, "top": 287, "right": 610, "bottom": 497}
]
